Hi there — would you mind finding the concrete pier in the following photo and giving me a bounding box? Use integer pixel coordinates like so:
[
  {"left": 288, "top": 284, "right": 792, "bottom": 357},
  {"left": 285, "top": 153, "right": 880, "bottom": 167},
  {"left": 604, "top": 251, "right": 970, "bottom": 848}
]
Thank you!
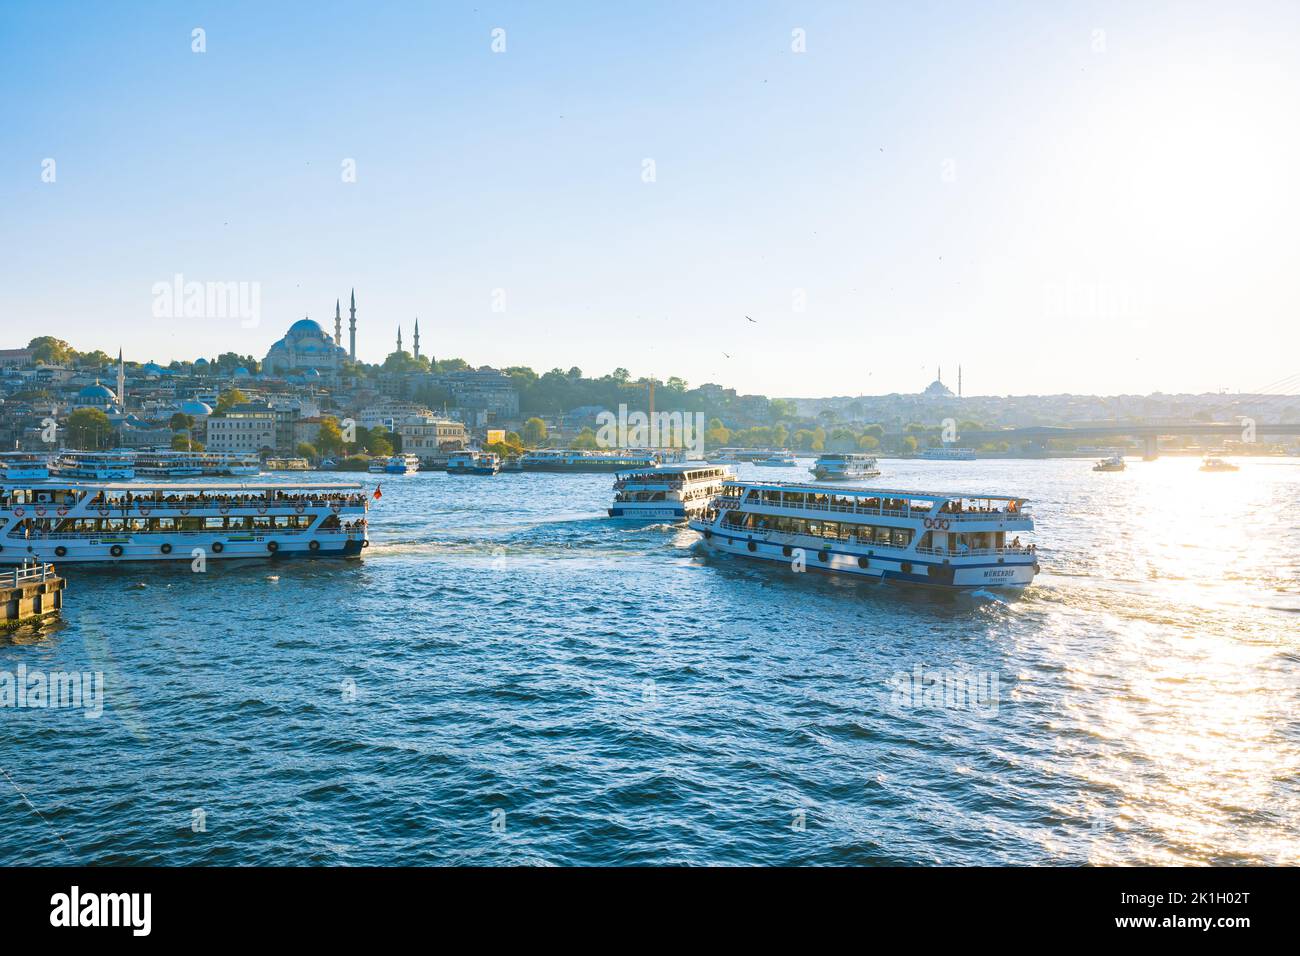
[{"left": 1, "top": 563, "right": 65, "bottom": 630}]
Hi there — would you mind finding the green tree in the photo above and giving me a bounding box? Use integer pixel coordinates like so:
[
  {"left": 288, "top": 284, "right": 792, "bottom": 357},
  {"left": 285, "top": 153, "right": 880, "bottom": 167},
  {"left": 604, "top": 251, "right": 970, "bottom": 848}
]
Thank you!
[
  {"left": 571, "top": 427, "right": 599, "bottom": 449},
  {"left": 296, "top": 442, "right": 318, "bottom": 462},
  {"left": 364, "top": 427, "right": 393, "bottom": 457},
  {"left": 215, "top": 388, "right": 248, "bottom": 414},
  {"left": 28, "top": 336, "right": 76, "bottom": 365},
  {"left": 317, "top": 417, "right": 345, "bottom": 456},
  {"left": 521, "top": 417, "right": 548, "bottom": 446},
  {"left": 65, "top": 408, "right": 112, "bottom": 448},
  {"left": 171, "top": 433, "right": 204, "bottom": 451}
]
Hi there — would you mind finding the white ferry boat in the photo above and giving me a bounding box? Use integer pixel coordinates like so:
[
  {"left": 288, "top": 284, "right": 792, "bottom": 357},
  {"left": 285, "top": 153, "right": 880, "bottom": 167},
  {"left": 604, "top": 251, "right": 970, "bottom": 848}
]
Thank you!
[
  {"left": 1199, "top": 456, "right": 1239, "bottom": 472},
  {"left": 920, "top": 446, "right": 977, "bottom": 461},
  {"left": 520, "top": 449, "right": 659, "bottom": 472},
  {"left": 134, "top": 450, "right": 204, "bottom": 478},
  {"left": 53, "top": 450, "right": 136, "bottom": 480},
  {"left": 1093, "top": 454, "right": 1126, "bottom": 472},
  {"left": 755, "top": 451, "right": 798, "bottom": 467},
  {"left": 0, "top": 453, "right": 50, "bottom": 482},
  {"left": 367, "top": 456, "right": 389, "bottom": 474},
  {"left": 265, "top": 457, "right": 311, "bottom": 471},
  {"left": 688, "top": 480, "right": 1038, "bottom": 589},
  {"left": 811, "top": 453, "right": 880, "bottom": 480},
  {"left": 608, "top": 463, "right": 734, "bottom": 520},
  {"left": 384, "top": 454, "right": 422, "bottom": 474},
  {"left": 447, "top": 451, "right": 500, "bottom": 475},
  {"left": 0, "top": 481, "right": 369, "bottom": 564},
  {"left": 199, "top": 452, "right": 260, "bottom": 476}
]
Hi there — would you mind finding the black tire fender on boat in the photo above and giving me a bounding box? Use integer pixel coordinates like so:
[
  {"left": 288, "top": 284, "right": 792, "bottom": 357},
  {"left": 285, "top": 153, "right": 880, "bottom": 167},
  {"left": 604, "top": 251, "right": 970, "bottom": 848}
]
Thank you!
[
  {"left": 900, "top": 561, "right": 912, "bottom": 574},
  {"left": 309, "top": 540, "right": 320, "bottom": 552},
  {"left": 747, "top": 540, "right": 756, "bottom": 552},
  {"left": 267, "top": 541, "right": 279, "bottom": 553},
  {"left": 818, "top": 550, "right": 829, "bottom": 563},
  {"left": 55, "top": 546, "right": 67, "bottom": 557},
  {"left": 211, "top": 541, "right": 224, "bottom": 553},
  {"left": 160, "top": 543, "right": 172, "bottom": 554},
  {"left": 109, "top": 544, "right": 123, "bottom": 558},
  {"left": 703, "top": 529, "right": 712, "bottom": 540},
  {"left": 361, "top": 539, "right": 370, "bottom": 548},
  {"left": 858, "top": 556, "right": 870, "bottom": 569},
  {"left": 782, "top": 545, "right": 792, "bottom": 557}
]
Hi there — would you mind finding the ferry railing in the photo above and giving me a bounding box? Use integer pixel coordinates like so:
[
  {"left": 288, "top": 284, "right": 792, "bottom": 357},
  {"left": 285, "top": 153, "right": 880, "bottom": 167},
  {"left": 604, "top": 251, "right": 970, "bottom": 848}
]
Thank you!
[
  {"left": 730, "top": 497, "right": 1030, "bottom": 522},
  {"left": 21, "top": 527, "right": 366, "bottom": 540}
]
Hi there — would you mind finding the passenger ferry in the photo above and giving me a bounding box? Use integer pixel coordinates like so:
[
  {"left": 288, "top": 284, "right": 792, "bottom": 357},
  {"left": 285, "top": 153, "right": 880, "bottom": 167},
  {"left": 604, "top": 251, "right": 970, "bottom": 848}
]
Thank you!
[
  {"left": 755, "top": 451, "right": 798, "bottom": 467},
  {"left": 0, "top": 481, "right": 369, "bottom": 564},
  {"left": 265, "top": 457, "right": 311, "bottom": 471},
  {"left": 608, "top": 463, "right": 734, "bottom": 520},
  {"left": 134, "top": 450, "right": 204, "bottom": 478},
  {"left": 199, "top": 452, "right": 260, "bottom": 476},
  {"left": 53, "top": 450, "right": 136, "bottom": 480},
  {"left": 0, "top": 453, "right": 50, "bottom": 482},
  {"left": 688, "top": 480, "right": 1038, "bottom": 589},
  {"left": 1093, "top": 454, "right": 1126, "bottom": 472},
  {"left": 447, "top": 451, "right": 500, "bottom": 475},
  {"left": 920, "top": 446, "right": 977, "bottom": 461},
  {"left": 811, "top": 453, "right": 880, "bottom": 480},
  {"left": 520, "top": 449, "right": 659, "bottom": 472},
  {"left": 384, "top": 454, "right": 422, "bottom": 474},
  {"left": 1200, "top": 456, "right": 1239, "bottom": 472},
  {"left": 500, "top": 457, "right": 524, "bottom": 472}
]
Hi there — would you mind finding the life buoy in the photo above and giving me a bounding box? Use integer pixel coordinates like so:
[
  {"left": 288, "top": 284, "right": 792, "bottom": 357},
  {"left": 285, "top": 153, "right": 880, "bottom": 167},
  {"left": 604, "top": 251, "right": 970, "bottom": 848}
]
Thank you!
[
  {"left": 180, "top": 506, "right": 191, "bottom": 515},
  {"left": 161, "top": 543, "right": 172, "bottom": 554},
  {"left": 97, "top": 507, "right": 109, "bottom": 517},
  {"left": 13, "top": 507, "right": 25, "bottom": 517},
  {"left": 139, "top": 506, "right": 151, "bottom": 516},
  {"left": 923, "top": 518, "right": 933, "bottom": 529},
  {"left": 294, "top": 502, "right": 306, "bottom": 514},
  {"left": 110, "top": 544, "right": 123, "bottom": 557},
  {"left": 55, "top": 546, "right": 67, "bottom": 557},
  {"left": 939, "top": 518, "right": 951, "bottom": 531},
  {"left": 217, "top": 506, "right": 227, "bottom": 515},
  {"left": 211, "top": 541, "right": 224, "bottom": 553},
  {"left": 330, "top": 502, "right": 342, "bottom": 514},
  {"left": 257, "top": 505, "right": 268, "bottom": 515},
  {"left": 34, "top": 506, "right": 46, "bottom": 516},
  {"left": 56, "top": 506, "right": 67, "bottom": 516}
]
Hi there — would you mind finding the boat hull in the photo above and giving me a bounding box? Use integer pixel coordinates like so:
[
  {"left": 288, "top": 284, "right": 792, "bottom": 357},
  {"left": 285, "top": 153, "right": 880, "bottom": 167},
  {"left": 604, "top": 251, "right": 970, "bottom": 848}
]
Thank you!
[
  {"left": 608, "top": 505, "right": 688, "bottom": 520},
  {"left": 0, "top": 534, "right": 365, "bottom": 565},
  {"left": 689, "top": 523, "right": 1036, "bottom": 589}
]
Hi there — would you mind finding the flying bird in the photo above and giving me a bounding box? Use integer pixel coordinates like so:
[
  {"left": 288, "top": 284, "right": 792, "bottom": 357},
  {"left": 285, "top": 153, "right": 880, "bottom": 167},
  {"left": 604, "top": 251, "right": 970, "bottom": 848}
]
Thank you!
[
  {"left": 723, "top": 352, "right": 732, "bottom": 359},
  {"left": 746, "top": 315, "right": 757, "bottom": 323}
]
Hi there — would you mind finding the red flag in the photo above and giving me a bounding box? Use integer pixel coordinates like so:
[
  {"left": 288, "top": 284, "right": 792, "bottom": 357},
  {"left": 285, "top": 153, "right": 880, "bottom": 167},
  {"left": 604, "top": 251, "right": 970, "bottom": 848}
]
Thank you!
[{"left": 373, "top": 484, "right": 382, "bottom": 500}]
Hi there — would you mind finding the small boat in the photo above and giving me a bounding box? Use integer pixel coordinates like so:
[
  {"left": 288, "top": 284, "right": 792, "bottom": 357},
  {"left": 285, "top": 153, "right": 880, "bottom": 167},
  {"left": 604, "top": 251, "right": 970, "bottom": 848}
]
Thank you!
[
  {"left": 499, "top": 457, "right": 524, "bottom": 472},
  {"left": 0, "top": 452, "right": 50, "bottom": 482},
  {"left": 265, "top": 456, "right": 311, "bottom": 471},
  {"left": 755, "top": 451, "right": 798, "bottom": 467},
  {"left": 811, "top": 453, "right": 880, "bottom": 480},
  {"left": 1092, "top": 454, "right": 1126, "bottom": 472},
  {"left": 384, "top": 454, "right": 422, "bottom": 474},
  {"left": 920, "top": 446, "right": 977, "bottom": 461},
  {"left": 608, "top": 463, "right": 734, "bottom": 520},
  {"left": 447, "top": 451, "right": 500, "bottom": 475},
  {"left": 689, "top": 481, "right": 1038, "bottom": 589},
  {"left": 1199, "top": 456, "right": 1239, "bottom": 472}
]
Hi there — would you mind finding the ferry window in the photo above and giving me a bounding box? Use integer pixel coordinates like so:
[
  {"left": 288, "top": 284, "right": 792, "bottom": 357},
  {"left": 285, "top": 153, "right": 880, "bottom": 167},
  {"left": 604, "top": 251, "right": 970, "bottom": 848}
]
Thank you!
[
  {"left": 128, "top": 519, "right": 149, "bottom": 532},
  {"left": 874, "top": 527, "right": 891, "bottom": 545},
  {"left": 156, "top": 518, "right": 176, "bottom": 531},
  {"left": 204, "top": 517, "right": 224, "bottom": 530},
  {"left": 892, "top": 529, "right": 911, "bottom": 548},
  {"left": 807, "top": 521, "right": 821, "bottom": 536}
]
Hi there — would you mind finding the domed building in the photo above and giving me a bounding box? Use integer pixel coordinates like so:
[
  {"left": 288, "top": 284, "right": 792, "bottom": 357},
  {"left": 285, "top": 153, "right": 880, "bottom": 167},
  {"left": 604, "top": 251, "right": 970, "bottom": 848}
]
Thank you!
[
  {"left": 74, "top": 381, "right": 120, "bottom": 411},
  {"left": 263, "top": 316, "right": 350, "bottom": 380}
]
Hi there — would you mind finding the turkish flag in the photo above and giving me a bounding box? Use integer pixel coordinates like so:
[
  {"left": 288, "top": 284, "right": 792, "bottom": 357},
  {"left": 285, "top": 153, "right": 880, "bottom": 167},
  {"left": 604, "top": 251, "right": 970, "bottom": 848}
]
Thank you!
[{"left": 373, "top": 485, "right": 382, "bottom": 500}]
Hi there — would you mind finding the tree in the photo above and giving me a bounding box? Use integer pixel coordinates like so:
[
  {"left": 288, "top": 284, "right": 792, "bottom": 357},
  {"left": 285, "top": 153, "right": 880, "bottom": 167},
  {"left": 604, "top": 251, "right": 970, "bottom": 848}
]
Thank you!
[
  {"left": 65, "top": 408, "right": 112, "bottom": 449},
  {"left": 857, "top": 434, "right": 881, "bottom": 451},
  {"left": 296, "top": 442, "right": 318, "bottom": 462},
  {"left": 571, "top": 427, "right": 599, "bottom": 449},
  {"left": 170, "top": 412, "right": 195, "bottom": 433},
  {"left": 522, "top": 417, "right": 548, "bottom": 447},
  {"left": 171, "top": 433, "right": 204, "bottom": 451},
  {"left": 215, "top": 388, "right": 248, "bottom": 414},
  {"left": 901, "top": 435, "right": 919, "bottom": 454},
  {"left": 28, "top": 336, "right": 76, "bottom": 365},
  {"left": 364, "top": 427, "right": 393, "bottom": 457},
  {"left": 317, "top": 417, "right": 345, "bottom": 456}
]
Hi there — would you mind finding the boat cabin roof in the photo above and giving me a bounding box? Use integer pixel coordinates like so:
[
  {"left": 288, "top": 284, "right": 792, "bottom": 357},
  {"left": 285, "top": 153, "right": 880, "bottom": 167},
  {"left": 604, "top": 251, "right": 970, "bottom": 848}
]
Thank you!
[
  {"left": 6, "top": 481, "right": 364, "bottom": 492},
  {"left": 725, "top": 479, "right": 1027, "bottom": 505}
]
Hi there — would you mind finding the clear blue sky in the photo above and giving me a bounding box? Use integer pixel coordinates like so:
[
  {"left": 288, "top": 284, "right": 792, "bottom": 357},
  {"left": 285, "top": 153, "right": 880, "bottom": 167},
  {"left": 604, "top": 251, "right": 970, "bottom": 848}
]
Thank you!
[{"left": 3, "top": 1, "right": 1298, "bottom": 397}]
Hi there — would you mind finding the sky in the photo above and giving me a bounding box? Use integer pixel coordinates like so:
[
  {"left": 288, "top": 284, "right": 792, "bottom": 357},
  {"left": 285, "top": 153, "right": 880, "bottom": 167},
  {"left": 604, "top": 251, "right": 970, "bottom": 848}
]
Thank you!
[{"left": 2, "top": 0, "right": 1298, "bottom": 398}]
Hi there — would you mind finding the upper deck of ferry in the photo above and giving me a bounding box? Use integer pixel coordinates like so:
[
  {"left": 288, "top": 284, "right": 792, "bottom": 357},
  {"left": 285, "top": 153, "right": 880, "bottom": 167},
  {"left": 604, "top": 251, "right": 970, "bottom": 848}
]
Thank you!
[
  {"left": 716, "top": 480, "right": 1031, "bottom": 524},
  {"left": 2, "top": 481, "right": 368, "bottom": 509}
]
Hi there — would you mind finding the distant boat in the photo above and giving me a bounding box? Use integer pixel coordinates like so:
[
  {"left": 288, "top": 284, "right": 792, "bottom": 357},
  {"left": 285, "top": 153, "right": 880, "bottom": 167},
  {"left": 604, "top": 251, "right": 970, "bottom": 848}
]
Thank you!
[
  {"left": 519, "top": 449, "right": 658, "bottom": 472},
  {"left": 447, "top": 451, "right": 500, "bottom": 475},
  {"left": 0, "top": 452, "right": 50, "bottom": 482},
  {"left": 608, "top": 463, "right": 733, "bottom": 520},
  {"left": 384, "top": 454, "right": 422, "bottom": 474},
  {"left": 811, "top": 453, "right": 880, "bottom": 480},
  {"left": 1092, "top": 454, "right": 1125, "bottom": 472},
  {"left": 755, "top": 451, "right": 798, "bottom": 467},
  {"left": 1199, "top": 456, "right": 1239, "bottom": 472},
  {"left": 920, "top": 446, "right": 976, "bottom": 461}
]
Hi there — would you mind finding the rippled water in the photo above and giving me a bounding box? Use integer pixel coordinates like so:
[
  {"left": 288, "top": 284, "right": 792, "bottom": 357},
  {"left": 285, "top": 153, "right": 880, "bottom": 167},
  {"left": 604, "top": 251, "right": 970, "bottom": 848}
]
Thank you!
[{"left": 2, "top": 458, "right": 1297, "bottom": 865}]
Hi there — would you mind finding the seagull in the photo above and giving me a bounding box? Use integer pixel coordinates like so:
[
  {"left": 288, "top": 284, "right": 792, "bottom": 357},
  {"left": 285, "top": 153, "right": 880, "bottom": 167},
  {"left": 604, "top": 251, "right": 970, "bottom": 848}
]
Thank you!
[
  {"left": 723, "top": 352, "right": 732, "bottom": 359},
  {"left": 746, "top": 315, "right": 757, "bottom": 323}
]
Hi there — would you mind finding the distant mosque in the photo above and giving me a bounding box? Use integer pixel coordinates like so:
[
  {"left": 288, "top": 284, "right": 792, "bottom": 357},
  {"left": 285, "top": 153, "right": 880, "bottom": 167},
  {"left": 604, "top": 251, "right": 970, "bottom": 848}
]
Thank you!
[
  {"left": 263, "top": 289, "right": 360, "bottom": 379},
  {"left": 922, "top": 366, "right": 961, "bottom": 398}
]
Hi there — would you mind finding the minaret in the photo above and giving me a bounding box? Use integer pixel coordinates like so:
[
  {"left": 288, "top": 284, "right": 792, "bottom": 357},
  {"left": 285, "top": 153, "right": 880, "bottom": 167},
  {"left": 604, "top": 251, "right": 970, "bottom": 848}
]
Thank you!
[
  {"left": 348, "top": 288, "right": 357, "bottom": 361},
  {"left": 397, "top": 325, "right": 402, "bottom": 353},
  {"left": 334, "top": 299, "right": 342, "bottom": 347},
  {"left": 413, "top": 318, "right": 420, "bottom": 359},
  {"left": 116, "top": 348, "right": 125, "bottom": 411},
  {"left": 958, "top": 365, "right": 962, "bottom": 398}
]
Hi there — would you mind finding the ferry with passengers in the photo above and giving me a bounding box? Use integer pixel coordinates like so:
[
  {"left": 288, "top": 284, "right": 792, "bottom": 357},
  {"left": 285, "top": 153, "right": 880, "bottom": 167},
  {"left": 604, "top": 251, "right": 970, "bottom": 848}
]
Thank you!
[
  {"left": 0, "top": 453, "right": 50, "bottom": 482},
  {"left": 520, "top": 449, "right": 660, "bottom": 473},
  {"left": 198, "top": 452, "right": 260, "bottom": 476},
  {"left": 384, "top": 454, "right": 422, "bottom": 474},
  {"left": 811, "top": 453, "right": 880, "bottom": 480},
  {"left": 608, "top": 463, "right": 734, "bottom": 520},
  {"left": 53, "top": 450, "right": 136, "bottom": 480},
  {"left": 1093, "top": 454, "right": 1126, "bottom": 472},
  {"left": 447, "top": 451, "right": 500, "bottom": 475},
  {"left": 134, "top": 450, "right": 204, "bottom": 478},
  {"left": 754, "top": 451, "right": 798, "bottom": 467},
  {"left": 688, "top": 480, "right": 1038, "bottom": 589},
  {"left": 0, "top": 481, "right": 369, "bottom": 564}
]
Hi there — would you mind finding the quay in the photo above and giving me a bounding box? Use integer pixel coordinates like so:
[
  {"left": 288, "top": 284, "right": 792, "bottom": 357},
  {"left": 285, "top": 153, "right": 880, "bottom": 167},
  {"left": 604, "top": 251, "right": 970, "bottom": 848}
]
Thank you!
[{"left": 1, "top": 563, "right": 65, "bottom": 630}]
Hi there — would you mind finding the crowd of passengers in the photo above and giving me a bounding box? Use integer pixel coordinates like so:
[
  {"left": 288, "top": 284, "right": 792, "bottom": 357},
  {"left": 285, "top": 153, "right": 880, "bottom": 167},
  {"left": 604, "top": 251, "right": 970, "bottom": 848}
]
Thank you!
[
  {"left": 731, "top": 492, "right": 1019, "bottom": 514},
  {"left": 2, "top": 489, "right": 365, "bottom": 508}
]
